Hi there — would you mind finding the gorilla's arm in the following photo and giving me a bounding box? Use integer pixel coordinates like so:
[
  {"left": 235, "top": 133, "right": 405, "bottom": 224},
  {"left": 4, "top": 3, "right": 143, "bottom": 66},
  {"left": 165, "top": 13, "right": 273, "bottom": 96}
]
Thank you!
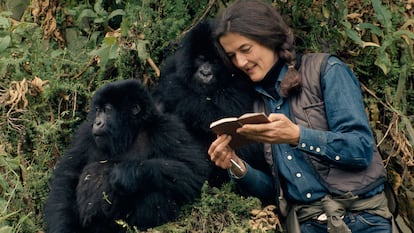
[
  {"left": 110, "top": 115, "right": 209, "bottom": 203},
  {"left": 43, "top": 123, "right": 94, "bottom": 233},
  {"left": 109, "top": 156, "right": 207, "bottom": 230},
  {"left": 110, "top": 158, "right": 202, "bottom": 202}
]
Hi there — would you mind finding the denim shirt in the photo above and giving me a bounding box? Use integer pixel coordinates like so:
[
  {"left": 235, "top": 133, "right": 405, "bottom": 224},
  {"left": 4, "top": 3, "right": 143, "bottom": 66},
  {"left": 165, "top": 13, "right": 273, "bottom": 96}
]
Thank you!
[{"left": 231, "top": 56, "right": 383, "bottom": 203}]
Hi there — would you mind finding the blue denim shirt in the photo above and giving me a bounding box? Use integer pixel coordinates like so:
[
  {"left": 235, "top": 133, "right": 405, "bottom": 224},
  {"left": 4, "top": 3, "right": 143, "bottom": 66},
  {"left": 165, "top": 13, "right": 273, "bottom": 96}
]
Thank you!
[{"left": 231, "top": 56, "right": 383, "bottom": 203}]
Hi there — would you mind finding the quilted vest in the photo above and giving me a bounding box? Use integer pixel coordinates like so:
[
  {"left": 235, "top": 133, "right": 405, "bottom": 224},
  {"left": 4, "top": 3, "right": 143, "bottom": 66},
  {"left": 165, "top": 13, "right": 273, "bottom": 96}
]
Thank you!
[{"left": 257, "top": 53, "right": 387, "bottom": 196}]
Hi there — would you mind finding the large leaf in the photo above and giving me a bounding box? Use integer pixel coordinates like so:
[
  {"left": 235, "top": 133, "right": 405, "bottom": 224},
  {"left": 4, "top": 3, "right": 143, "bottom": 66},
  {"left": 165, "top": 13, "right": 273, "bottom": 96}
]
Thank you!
[
  {"left": 108, "top": 9, "right": 125, "bottom": 20},
  {"left": 0, "top": 35, "right": 11, "bottom": 52},
  {"left": 375, "top": 50, "right": 391, "bottom": 75},
  {"left": 344, "top": 28, "right": 363, "bottom": 46},
  {"left": 357, "top": 23, "right": 382, "bottom": 36},
  {"left": 372, "top": 0, "right": 392, "bottom": 31},
  {"left": 89, "top": 36, "right": 119, "bottom": 67}
]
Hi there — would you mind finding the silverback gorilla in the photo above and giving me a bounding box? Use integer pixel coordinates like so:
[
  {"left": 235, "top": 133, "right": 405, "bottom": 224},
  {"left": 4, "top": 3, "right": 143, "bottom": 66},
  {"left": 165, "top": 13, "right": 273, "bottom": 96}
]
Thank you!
[
  {"left": 152, "top": 20, "right": 271, "bottom": 187},
  {"left": 44, "top": 79, "right": 210, "bottom": 233}
]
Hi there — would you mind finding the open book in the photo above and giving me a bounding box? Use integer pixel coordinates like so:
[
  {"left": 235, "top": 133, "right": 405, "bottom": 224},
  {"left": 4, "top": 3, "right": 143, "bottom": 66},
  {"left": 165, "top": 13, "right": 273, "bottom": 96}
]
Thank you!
[{"left": 209, "top": 112, "right": 270, "bottom": 149}]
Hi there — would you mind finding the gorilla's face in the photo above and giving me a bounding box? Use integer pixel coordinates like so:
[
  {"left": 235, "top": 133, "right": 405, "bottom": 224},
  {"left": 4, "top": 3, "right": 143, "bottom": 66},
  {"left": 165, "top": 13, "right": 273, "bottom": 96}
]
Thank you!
[
  {"left": 92, "top": 103, "right": 125, "bottom": 153},
  {"left": 190, "top": 54, "right": 233, "bottom": 93},
  {"left": 193, "top": 55, "right": 214, "bottom": 84},
  {"left": 89, "top": 80, "right": 148, "bottom": 156}
]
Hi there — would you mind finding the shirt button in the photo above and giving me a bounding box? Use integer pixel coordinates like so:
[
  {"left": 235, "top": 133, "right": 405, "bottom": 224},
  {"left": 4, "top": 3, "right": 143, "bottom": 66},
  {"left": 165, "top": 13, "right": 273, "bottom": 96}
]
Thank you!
[
  {"left": 316, "top": 147, "right": 321, "bottom": 153},
  {"left": 287, "top": 155, "right": 293, "bottom": 160},
  {"left": 306, "top": 193, "right": 312, "bottom": 199},
  {"left": 335, "top": 155, "right": 340, "bottom": 161},
  {"left": 309, "top": 146, "right": 314, "bottom": 150},
  {"left": 296, "top": 173, "right": 302, "bottom": 178},
  {"left": 301, "top": 143, "right": 306, "bottom": 148}
]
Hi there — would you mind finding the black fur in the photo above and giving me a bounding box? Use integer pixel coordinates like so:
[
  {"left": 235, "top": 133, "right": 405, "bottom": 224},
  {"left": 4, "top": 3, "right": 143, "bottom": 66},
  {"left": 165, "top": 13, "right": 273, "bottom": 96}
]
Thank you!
[
  {"left": 44, "top": 79, "right": 210, "bottom": 233},
  {"left": 152, "top": 20, "right": 271, "bottom": 187}
]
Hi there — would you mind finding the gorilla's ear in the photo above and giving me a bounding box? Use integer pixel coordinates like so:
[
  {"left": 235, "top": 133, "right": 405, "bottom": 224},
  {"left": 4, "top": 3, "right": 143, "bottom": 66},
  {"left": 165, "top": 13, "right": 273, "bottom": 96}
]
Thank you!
[{"left": 131, "top": 104, "right": 141, "bottom": 116}]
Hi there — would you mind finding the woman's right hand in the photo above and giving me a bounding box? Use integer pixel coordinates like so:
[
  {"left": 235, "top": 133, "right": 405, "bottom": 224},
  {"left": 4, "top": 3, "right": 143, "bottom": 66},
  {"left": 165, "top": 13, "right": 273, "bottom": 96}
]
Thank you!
[{"left": 208, "top": 134, "right": 246, "bottom": 176}]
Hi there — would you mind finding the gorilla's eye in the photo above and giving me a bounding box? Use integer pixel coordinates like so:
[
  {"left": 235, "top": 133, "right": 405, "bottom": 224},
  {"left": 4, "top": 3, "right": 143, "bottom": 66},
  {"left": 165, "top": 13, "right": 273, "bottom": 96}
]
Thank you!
[
  {"left": 131, "top": 105, "right": 141, "bottom": 115},
  {"left": 104, "top": 104, "right": 113, "bottom": 112}
]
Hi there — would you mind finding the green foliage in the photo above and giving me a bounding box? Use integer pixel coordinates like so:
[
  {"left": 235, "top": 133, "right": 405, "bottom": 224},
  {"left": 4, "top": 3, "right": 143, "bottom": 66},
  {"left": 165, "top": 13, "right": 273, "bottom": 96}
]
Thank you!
[{"left": 140, "top": 182, "right": 263, "bottom": 233}]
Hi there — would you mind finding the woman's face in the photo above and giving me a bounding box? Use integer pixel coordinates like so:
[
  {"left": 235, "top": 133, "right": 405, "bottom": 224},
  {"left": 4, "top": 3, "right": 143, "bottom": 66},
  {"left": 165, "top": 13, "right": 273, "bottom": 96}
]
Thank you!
[{"left": 219, "top": 32, "right": 278, "bottom": 82}]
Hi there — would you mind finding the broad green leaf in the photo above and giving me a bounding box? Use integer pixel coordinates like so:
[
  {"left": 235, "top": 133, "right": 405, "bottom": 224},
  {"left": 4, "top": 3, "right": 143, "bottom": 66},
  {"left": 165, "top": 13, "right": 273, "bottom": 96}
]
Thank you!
[
  {"left": 78, "top": 9, "right": 98, "bottom": 22},
  {"left": 375, "top": 51, "right": 391, "bottom": 75},
  {"left": 103, "top": 36, "right": 118, "bottom": 46},
  {"left": 393, "top": 30, "right": 414, "bottom": 40},
  {"left": 89, "top": 36, "right": 119, "bottom": 67},
  {"left": 0, "top": 35, "right": 11, "bottom": 52},
  {"left": 372, "top": 0, "right": 392, "bottom": 30},
  {"left": 357, "top": 23, "right": 382, "bottom": 36},
  {"left": 94, "top": 18, "right": 104, "bottom": 24},
  {"left": 341, "top": 21, "right": 352, "bottom": 29},
  {"left": 108, "top": 9, "right": 125, "bottom": 20},
  {"left": 94, "top": 0, "right": 107, "bottom": 16},
  {"left": 136, "top": 39, "right": 150, "bottom": 61},
  {"left": 0, "top": 16, "right": 10, "bottom": 29},
  {"left": 322, "top": 6, "right": 330, "bottom": 19},
  {"left": 344, "top": 28, "right": 363, "bottom": 46}
]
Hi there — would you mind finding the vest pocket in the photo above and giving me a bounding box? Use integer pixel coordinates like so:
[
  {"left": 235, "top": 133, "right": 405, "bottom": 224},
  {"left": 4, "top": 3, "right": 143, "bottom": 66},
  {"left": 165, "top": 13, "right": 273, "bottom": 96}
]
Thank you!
[{"left": 302, "top": 101, "right": 328, "bottom": 130}]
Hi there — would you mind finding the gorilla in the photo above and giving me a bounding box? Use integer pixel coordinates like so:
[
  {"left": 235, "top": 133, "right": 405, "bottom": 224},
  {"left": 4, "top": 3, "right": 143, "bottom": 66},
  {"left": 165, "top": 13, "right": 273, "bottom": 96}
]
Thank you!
[
  {"left": 152, "top": 20, "right": 271, "bottom": 187},
  {"left": 44, "top": 79, "right": 210, "bottom": 233}
]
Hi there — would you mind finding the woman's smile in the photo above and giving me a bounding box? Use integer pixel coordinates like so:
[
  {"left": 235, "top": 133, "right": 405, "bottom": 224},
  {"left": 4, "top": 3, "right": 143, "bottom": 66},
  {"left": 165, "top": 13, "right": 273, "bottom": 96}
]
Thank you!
[{"left": 219, "top": 32, "right": 278, "bottom": 82}]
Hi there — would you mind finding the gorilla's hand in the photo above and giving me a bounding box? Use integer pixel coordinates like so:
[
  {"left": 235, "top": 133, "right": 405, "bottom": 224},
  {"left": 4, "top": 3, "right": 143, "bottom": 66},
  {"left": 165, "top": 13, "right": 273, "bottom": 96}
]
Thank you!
[{"left": 109, "top": 161, "right": 143, "bottom": 195}]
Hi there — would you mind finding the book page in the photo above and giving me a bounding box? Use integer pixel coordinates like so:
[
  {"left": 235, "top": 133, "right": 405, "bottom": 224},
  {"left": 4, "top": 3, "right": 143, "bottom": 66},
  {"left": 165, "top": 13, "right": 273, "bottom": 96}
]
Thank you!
[
  {"left": 209, "top": 112, "right": 269, "bottom": 148},
  {"left": 209, "top": 117, "right": 239, "bottom": 128},
  {"left": 238, "top": 112, "right": 269, "bottom": 125}
]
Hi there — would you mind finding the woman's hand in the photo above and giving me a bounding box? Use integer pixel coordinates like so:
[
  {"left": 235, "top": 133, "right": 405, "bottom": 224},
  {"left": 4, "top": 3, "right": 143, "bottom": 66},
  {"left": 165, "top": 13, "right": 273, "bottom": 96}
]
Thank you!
[
  {"left": 237, "top": 113, "right": 300, "bottom": 146},
  {"left": 208, "top": 135, "right": 246, "bottom": 177}
]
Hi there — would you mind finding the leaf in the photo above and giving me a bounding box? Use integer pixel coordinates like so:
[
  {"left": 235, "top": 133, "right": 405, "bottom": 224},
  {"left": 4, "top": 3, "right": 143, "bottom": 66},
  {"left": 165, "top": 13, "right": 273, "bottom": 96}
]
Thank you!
[
  {"left": 89, "top": 36, "right": 119, "bottom": 67},
  {"left": 78, "top": 9, "right": 98, "bottom": 22},
  {"left": 372, "top": 0, "right": 392, "bottom": 30},
  {"left": 344, "top": 28, "right": 363, "bottom": 46},
  {"left": 108, "top": 9, "right": 125, "bottom": 20},
  {"left": 375, "top": 51, "right": 391, "bottom": 75},
  {"left": 393, "top": 30, "right": 414, "bottom": 40},
  {"left": 94, "top": 0, "right": 107, "bottom": 16},
  {"left": 136, "top": 39, "right": 150, "bottom": 61},
  {"left": 357, "top": 23, "right": 382, "bottom": 36},
  {"left": 361, "top": 42, "right": 380, "bottom": 48},
  {"left": 0, "top": 35, "right": 11, "bottom": 52},
  {"left": 322, "top": 6, "right": 330, "bottom": 19},
  {"left": 0, "top": 15, "right": 10, "bottom": 29},
  {"left": 401, "top": 19, "right": 414, "bottom": 30}
]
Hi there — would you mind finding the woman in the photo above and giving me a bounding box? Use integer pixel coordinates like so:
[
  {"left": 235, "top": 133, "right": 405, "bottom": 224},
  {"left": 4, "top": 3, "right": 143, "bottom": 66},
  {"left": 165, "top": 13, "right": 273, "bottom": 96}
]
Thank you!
[{"left": 208, "top": 0, "right": 393, "bottom": 232}]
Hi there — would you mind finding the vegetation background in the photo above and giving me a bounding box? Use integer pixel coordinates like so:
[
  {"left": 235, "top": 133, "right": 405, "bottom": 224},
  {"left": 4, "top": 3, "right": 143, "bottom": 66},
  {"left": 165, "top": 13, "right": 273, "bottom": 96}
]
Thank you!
[{"left": 0, "top": 0, "right": 413, "bottom": 232}]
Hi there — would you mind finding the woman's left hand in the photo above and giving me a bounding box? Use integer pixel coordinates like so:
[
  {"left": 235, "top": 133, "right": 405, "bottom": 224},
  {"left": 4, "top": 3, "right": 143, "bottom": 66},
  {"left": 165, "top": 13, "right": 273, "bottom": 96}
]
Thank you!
[{"left": 236, "top": 113, "right": 300, "bottom": 145}]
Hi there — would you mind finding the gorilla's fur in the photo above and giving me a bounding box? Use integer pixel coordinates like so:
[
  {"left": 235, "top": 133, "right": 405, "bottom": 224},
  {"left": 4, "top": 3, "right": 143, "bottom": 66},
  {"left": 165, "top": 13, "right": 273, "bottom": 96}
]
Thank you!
[
  {"left": 153, "top": 20, "right": 271, "bottom": 187},
  {"left": 44, "top": 79, "right": 210, "bottom": 233}
]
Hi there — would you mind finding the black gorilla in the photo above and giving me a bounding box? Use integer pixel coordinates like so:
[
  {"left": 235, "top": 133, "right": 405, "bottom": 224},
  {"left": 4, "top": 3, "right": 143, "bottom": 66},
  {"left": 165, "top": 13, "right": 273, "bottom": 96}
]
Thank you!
[
  {"left": 44, "top": 79, "right": 210, "bottom": 233},
  {"left": 152, "top": 20, "right": 271, "bottom": 187}
]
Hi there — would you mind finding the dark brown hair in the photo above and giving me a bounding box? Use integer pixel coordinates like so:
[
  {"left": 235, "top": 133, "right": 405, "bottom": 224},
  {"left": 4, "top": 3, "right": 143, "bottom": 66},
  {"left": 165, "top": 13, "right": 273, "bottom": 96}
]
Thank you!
[{"left": 213, "top": 0, "right": 301, "bottom": 97}]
